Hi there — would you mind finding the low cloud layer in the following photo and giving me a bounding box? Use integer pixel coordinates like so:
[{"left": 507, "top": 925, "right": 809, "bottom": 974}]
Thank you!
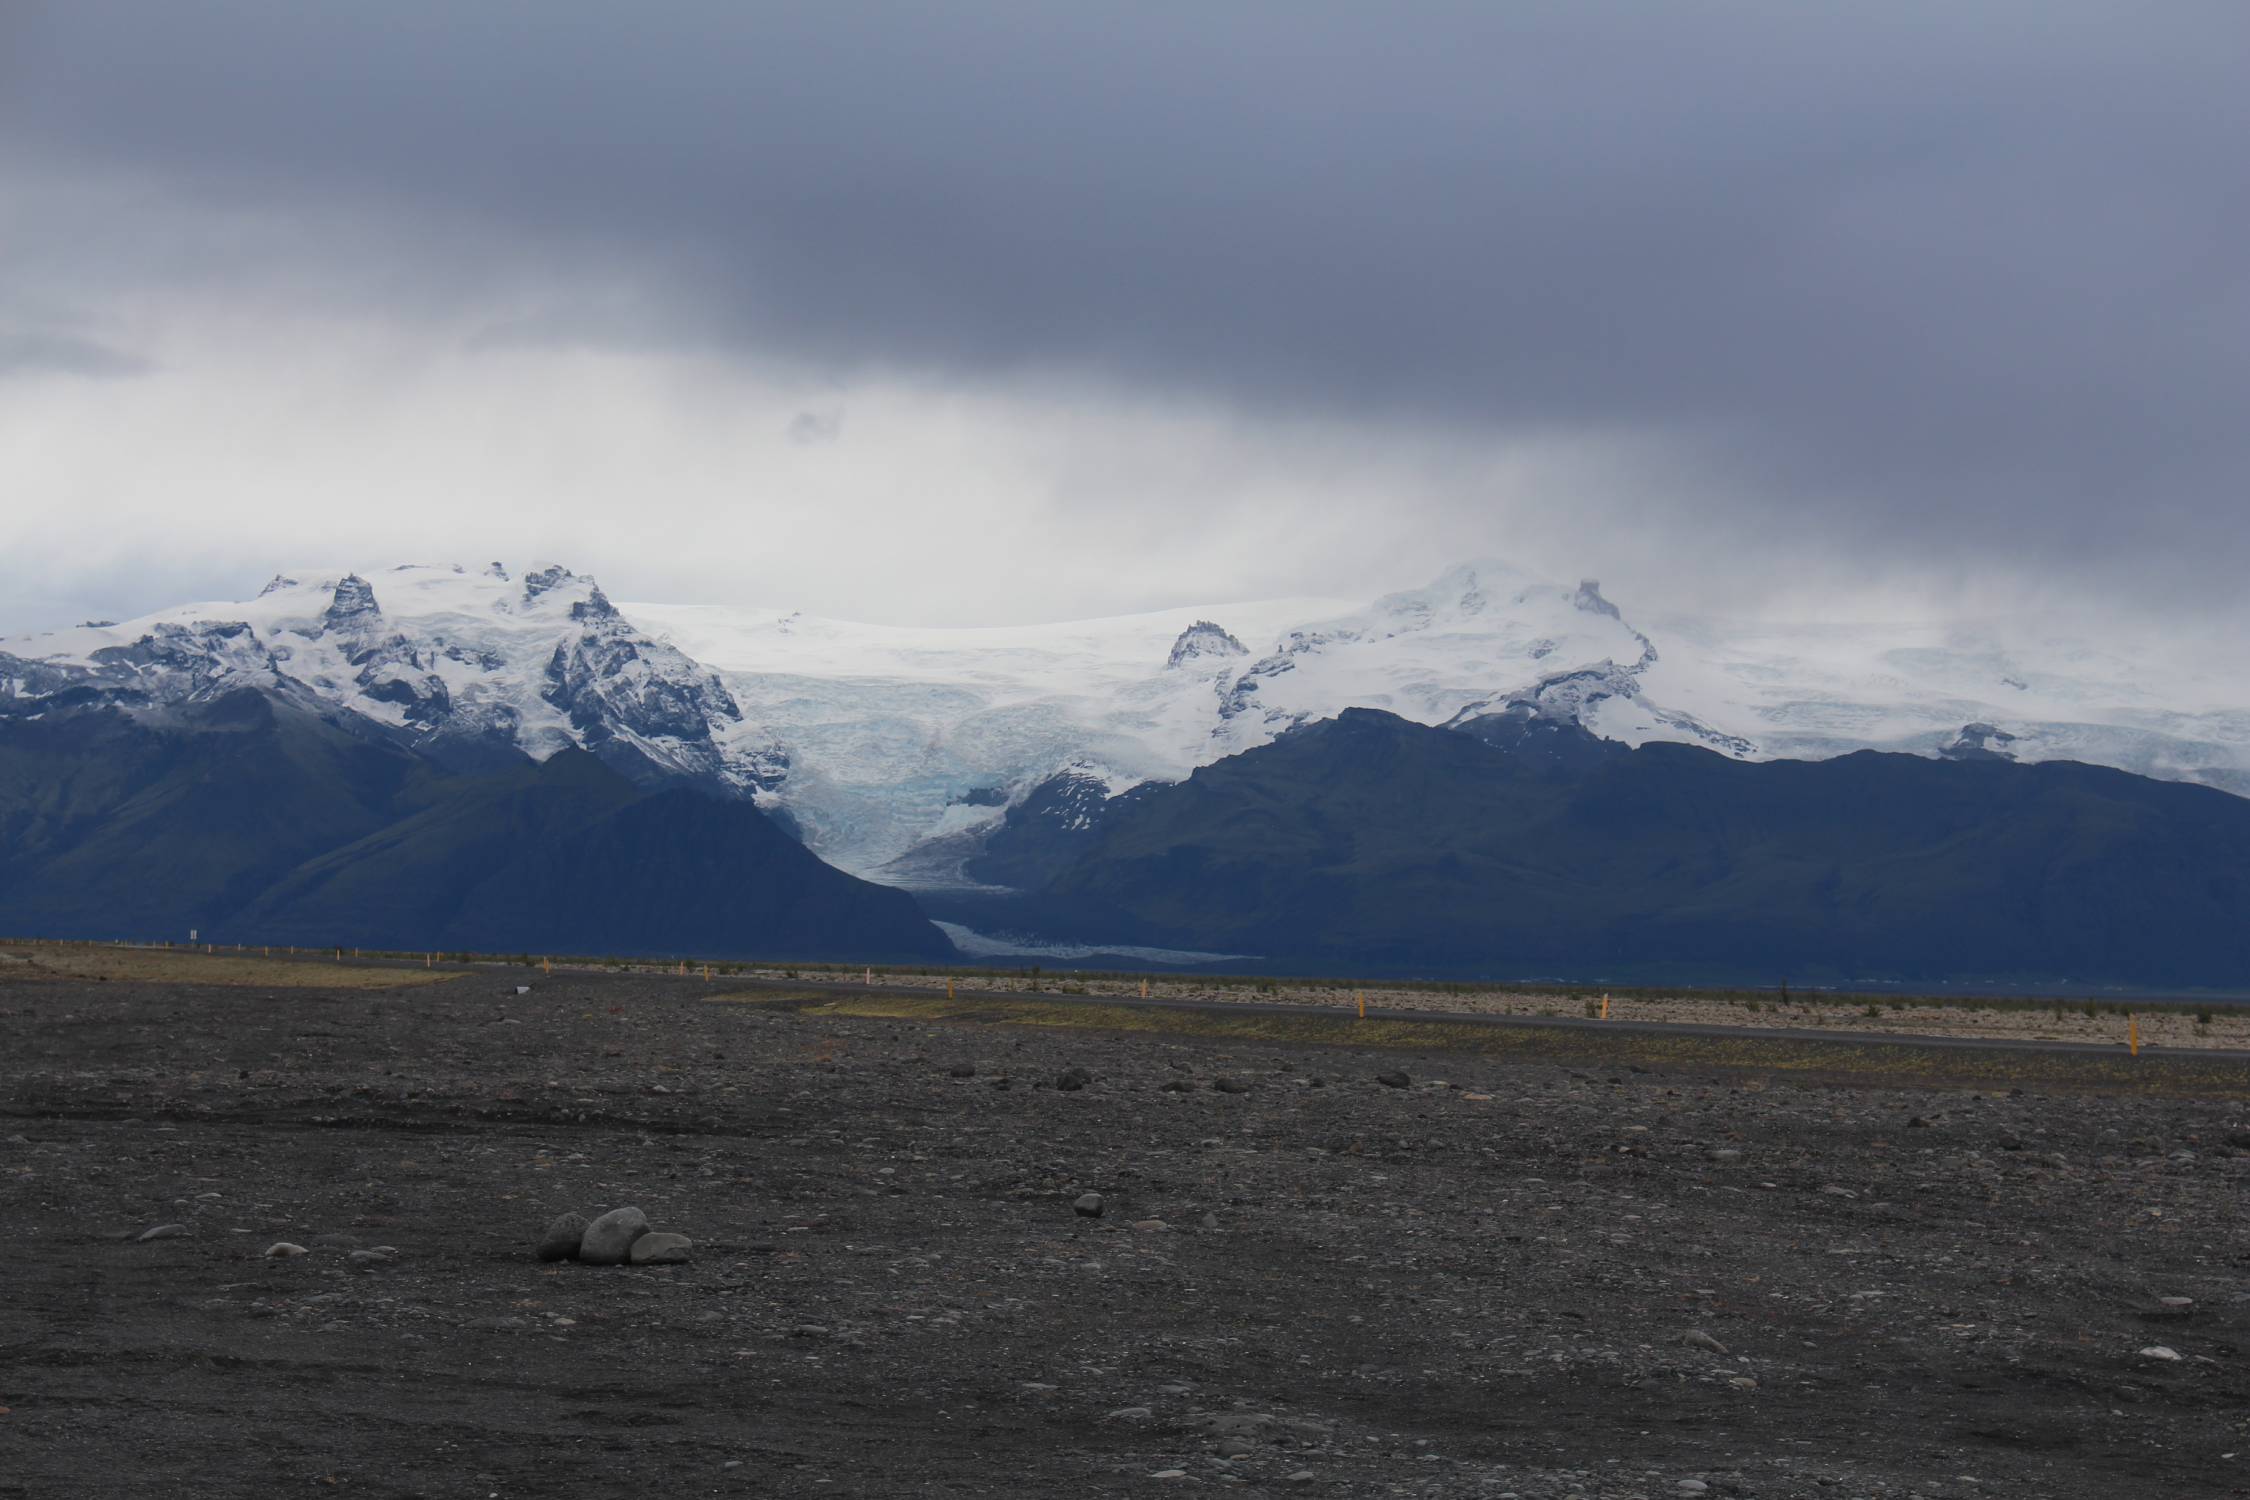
[{"left": 2, "top": 3, "right": 2245, "bottom": 636}]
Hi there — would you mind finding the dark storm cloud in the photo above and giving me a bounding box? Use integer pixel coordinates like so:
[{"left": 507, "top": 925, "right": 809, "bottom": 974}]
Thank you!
[
  {"left": 0, "top": 331, "right": 149, "bottom": 381},
  {"left": 5, "top": 2, "right": 2248, "bottom": 598}
]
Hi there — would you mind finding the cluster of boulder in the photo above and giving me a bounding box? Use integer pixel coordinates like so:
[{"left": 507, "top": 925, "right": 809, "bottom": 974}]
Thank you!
[{"left": 536, "top": 1205, "right": 692, "bottom": 1266}]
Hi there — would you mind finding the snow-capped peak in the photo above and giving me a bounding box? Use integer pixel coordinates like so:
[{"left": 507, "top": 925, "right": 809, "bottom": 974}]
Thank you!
[
  {"left": 1166, "top": 620, "right": 1248, "bottom": 670},
  {"left": 0, "top": 562, "right": 781, "bottom": 795}
]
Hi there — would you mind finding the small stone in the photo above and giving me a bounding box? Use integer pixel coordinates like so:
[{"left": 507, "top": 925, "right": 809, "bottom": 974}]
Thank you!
[
  {"left": 2138, "top": 1345, "right": 2182, "bottom": 1361},
  {"left": 1055, "top": 1066, "right": 1093, "bottom": 1091},
  {"left": 2159, "top": 1296, "right": 2195, "bottom": 1308},
  {"left": 1106, "top": 1407, "right": 1154, "bottom": 1422},
  {"left": 1677, "top": 1483, "right": 1710, "bottom": 1496},
  {"left": 1285, "top": 1473, "right": 1316, "bottom": 1484},
  {"left": 1161, "top": 1078, "right": 1194, "bottom": 1092},
  {"left": 1376, "top": 1070, "right": 1411, "bottom": 1089},
  {"left": 1706, "top": 1149, "right": 1742, "bottom": 1163},
  {"left": 536, "top": 1211, "right": 589, "bottom": 1262},
  {"left": 578, "top": 1205, "right": 651, "bottom": 1266},
  {"left": 1073, "top": 1192, "right": 1105, "bottom": 1219},
  {"left": 1212, "top": 1077, "right": 1251, "bottom": 1094},
  {"left": 1680, "top": 1328, "right": 1729, "bottom": 1354},
  {"left": 263, "top": 1242, "right": 309, "bottom": 1258},
  {"left": 947, "top": 1063, "right": 976, "bottom": 1078},
  {"left": 1131, "top": 1218, "right": 1170, "bottom": 1232},
  {"left": 347, "top": 1248, "right": 395, "bottom": 1269},
  {"left": 1152, "top": 1472, "right": 1188, "bottom": 1482},
  {"left": 135, "top": 1223, "right": 189, "bottom": 1243},
  {"left": 1217, "top": 1438, "right": 1255, "bottom": 1457},
  {"left": 629, "top": 1231, "right": 693, "bottom": 1265}
]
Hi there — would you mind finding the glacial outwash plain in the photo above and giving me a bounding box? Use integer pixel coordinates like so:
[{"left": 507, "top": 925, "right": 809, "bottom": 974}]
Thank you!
[{"left": 2, "top": 943, "right": 2243, "bottom": 1498}]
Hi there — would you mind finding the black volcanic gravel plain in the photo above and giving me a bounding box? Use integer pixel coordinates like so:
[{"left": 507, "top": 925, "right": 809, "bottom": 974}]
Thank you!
[{"left": 1, "top": 957, "right": 2245, "bottom": 1498}]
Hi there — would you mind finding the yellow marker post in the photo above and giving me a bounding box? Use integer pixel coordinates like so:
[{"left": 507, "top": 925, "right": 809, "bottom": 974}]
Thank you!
[
  {"left": 1140, "top": 978, "right": 1150, "bottom": 999},
  {"left": 1357, "top": 990, "right": 1366, "bottom": 1020},
  {"left": 2129, "top": 1013, "right": 2140, "bottom": 1057},
  {"left": 543, "top": 957, "right": 551, "bottom": 976},
  {"left": 1600, "top": 993, "right": 1611, "bottom": 1021},
  {"left": 946, "top": 978, "right": 955, "bottom": 1000},
  {"left": 703, "top": 964, "right": 712, "bottom": 981}
]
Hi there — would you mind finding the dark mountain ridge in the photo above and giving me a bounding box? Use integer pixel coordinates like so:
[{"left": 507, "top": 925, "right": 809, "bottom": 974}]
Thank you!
[
  {"left": 958, "top": 708, "right": 2250, "bottom": 987},
  {"left": 0, "top": 689, "right": 950, "bottom": 960}
]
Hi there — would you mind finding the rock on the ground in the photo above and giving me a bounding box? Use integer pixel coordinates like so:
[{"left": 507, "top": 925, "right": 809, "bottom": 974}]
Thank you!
[
  {"left": 263, "top": 1242, "right": 308, "bottom": 1258},
  {"left": 1073, "top": 1192, "right": 1105, "bottom": 1218},
  {"left": 536, "top": 1211, "right": 589, "bottom": 1262},
  {"left": 578, "top": 1206, "right": 651, "bottom": 1265},
  {"left": 629, "top": 1231, "right": 693, "bottom": 1265},
  {"left": 1376, "top": 1070, "right": 1410, "bottom": 1088},
  {"left": 134, "top": 1223, "right": 188, "bottom": 1242}
]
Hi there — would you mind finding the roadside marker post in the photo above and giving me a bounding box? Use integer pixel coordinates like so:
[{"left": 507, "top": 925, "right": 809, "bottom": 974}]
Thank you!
[
  {"left": 1357, "top": 990, "right": 1366, "bottom": 1020},
  {"left": 865, "top": 967, "right": 873, "bottom": 986},
  {"left": 1601, "top": 993, "right": 1611, "bottom": 1021},
  {"left": 946, "top": 978, "right": 955, "bottom": 1000},
  {"left": 2129, "top": 1013, "right": 2140, "bottom": 1057},
  {"left": 1140, "top": 978, "right": 1150, "bottom": 999}
]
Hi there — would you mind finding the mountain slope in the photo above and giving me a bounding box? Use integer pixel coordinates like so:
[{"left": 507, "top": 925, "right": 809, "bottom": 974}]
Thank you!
[
  {"left": 237, "top": 750, "right": 949, "bottom": 958},
  {"left": 0, "top": 691, "right": 950, "bottom": 960},
  {"left": 1004, "top": 710, "right": 2250, "bottom": 986}
]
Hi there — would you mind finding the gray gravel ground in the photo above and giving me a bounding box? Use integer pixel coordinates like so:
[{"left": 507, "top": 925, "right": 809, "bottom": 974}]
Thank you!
[{"left": 1, "top": 966, "right": 2245, "bottom": 1498}]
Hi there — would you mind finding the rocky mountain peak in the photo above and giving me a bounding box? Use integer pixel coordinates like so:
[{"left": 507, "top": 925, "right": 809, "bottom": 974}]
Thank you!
[
  {"left": 521, "top": 564, "right": 581, "bottom": 603},
  {"left": 1167, "top": 620, "right": 1248, "bottom": 669},
  {"left": 321, "top": 575, "right": 382, "bottom": 633},
  {"left": 1572, "top": 579, "right": 1622, "bottom": 620},
  {"left": 1942, "top": 722, "right": 2020, "bottom": 762}
]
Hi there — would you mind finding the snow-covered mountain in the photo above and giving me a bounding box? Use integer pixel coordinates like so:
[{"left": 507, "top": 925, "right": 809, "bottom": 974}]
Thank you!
[
  {"left": 7, "top": 556, "right": 2245, "bottom": 887},
  {"left": 632, "top": 558, "right": 2250, "bottom": 879},
  {"left": 0, "top": 563, "right": 786, "bottom": 796}
]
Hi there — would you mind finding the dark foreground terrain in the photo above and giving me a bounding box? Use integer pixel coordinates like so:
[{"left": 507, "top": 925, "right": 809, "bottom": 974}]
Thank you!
[{"left": 2, "top": 954, "right": 2246, "bottom": 1498}]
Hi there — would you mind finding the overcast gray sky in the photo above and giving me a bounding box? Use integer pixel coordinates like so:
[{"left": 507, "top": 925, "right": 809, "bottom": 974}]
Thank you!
[{"left": 2, "top": 2, "right": 2246, "bottom": 635}]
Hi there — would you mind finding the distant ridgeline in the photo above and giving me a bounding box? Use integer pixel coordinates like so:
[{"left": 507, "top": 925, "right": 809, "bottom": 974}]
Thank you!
[
  {"left": 0, "top": 688, "right": 951, "bottom": 961},
  {"left": 928, "top": 708, "right": 2250, "bottom": 989}
]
